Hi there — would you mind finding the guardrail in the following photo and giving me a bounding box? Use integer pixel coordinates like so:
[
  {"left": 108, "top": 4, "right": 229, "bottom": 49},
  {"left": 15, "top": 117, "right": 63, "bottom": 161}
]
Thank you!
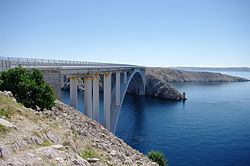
[{"left": 0, "top": 56, "right": 134, "bottom": 67}]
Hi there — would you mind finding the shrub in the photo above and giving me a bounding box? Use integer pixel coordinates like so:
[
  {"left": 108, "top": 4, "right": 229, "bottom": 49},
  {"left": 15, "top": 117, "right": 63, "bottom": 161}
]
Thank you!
[
  {"left": 79, "top": 146, "right": 100, "bottom": 159},
  {"left": 0, "top": 66, "right": 55, "bottom": 110},
  {"left": 41, "top": 139, "right": 52, "bottom": 147},
  {"left": 0, "top": 124, "right": 8, "bottom": 135},
  {"left": 0, "top": 108, "right": 12, "bottom": 120},
  {"left": 147, "top": 151, "right": 167, "bottom": 166}
]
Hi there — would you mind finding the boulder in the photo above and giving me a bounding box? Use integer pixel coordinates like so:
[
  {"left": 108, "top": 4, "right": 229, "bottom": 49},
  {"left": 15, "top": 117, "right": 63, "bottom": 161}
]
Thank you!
[
  {"left": 0, "top": 144, "right": 12, "bottom": 158},
  {"left": 0, "top": 118, "right": 14, "bottom": 128}
]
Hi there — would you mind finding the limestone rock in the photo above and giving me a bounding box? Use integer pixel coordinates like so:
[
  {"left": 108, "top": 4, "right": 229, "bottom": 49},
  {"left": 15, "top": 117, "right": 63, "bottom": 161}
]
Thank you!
[
  {"left": 87, "top": 158, "right": 100, "bottom": 162},
  {"left": 0, "top": 144, "right": 12, "bottom": 158},
  {"left": 110, "top": 150, "right": 117, "bottom": 156},
  {"left": 0, "top": 118, "right": 14, "bottom": 128},
  {"left": 145, "top": 74, "right": 184, "bottom": 100},
  {"left": 0, "top": 91, "right": 13, "bottom": 97},
  {"left": 63, "top": 140, "right": 77, "bottom": 152}
]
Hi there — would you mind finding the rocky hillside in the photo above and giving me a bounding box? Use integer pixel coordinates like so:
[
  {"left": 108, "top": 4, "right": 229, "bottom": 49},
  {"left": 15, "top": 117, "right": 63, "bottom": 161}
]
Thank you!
[
  {"left": 146, "top": 68, "right": 248, "bottom": 82},
  {"left": 0, "top": 91, "right": 158, "bottom": 166}
]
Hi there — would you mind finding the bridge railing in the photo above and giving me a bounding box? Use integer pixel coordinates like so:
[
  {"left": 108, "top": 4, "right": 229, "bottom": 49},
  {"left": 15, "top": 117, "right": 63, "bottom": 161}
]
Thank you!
[{"left": 0, "top": 56, "right": 135, "bottom": 67}]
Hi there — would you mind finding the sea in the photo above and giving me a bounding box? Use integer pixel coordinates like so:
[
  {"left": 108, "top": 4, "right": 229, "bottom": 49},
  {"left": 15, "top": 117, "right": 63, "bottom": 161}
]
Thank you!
[{"left": 61, "top": 70, "right": 250, "bottom": 166}]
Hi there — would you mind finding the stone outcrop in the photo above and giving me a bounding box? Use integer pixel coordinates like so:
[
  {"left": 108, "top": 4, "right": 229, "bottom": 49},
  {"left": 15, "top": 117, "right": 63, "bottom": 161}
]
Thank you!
[
  {"left": 0, "top": 91, "right": 158, "bottom": 166},
  {"left": 145, "top": 74, "right": 184, "bottom": 100}
]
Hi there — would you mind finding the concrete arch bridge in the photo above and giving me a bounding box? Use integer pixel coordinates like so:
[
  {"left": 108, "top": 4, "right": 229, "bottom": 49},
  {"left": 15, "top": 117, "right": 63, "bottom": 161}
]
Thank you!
[{"left": 0, "top": 57, "right": 145, "bottom": 133}]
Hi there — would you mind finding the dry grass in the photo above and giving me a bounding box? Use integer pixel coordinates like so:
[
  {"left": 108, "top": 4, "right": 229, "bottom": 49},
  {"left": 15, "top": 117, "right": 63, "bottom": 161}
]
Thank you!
[{"left": 0, "top": 95, "right": 22, "bottom": 120}]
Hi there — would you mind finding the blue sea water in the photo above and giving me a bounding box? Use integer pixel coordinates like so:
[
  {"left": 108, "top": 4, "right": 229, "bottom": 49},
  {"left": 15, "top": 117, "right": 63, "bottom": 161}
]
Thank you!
[{"left": 61, "top": 71, "right": 250, "bottom": 166}]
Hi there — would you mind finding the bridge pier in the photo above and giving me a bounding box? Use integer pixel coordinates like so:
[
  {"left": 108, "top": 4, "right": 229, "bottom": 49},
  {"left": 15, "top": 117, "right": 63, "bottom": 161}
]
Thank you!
[
  {"left": 93, "top": 74, "right": 100, "bottom": 122},
  {"left": 84, "top": 76, "right": 93, "bottom": 118},
  {"left": 116, "top": 72, "right": 121, "bottom": 106},
  {"left": 124, "top": 72, "right": 127, "bottom": 84},
  {"left": 104, "top": 73, "right": 111, "bottom": 130},
  {"left": 70, "top": 77, "right": 78, "bottom": 108}
]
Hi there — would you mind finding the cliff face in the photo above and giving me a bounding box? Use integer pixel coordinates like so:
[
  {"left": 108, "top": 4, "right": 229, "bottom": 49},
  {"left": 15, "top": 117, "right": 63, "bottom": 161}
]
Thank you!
[
  {"left": 146, "top": 68, "right": 248, "bottom": 82},
  {"left": 0, "top": 91, "right": 158, "bottom": 166},
  {"left": 145, "top": 74, "right": 184, "bottom": 101}
]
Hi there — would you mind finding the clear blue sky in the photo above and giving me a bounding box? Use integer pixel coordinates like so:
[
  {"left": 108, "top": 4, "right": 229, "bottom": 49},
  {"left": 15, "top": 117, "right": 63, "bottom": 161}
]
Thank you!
[{"left": 0, "top": 0, "right": 249, "bottom": 67}]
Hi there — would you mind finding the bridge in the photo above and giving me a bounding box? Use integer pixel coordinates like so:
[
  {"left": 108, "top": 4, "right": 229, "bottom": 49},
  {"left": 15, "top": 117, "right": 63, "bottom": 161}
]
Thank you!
[{"left": 0, "top": 56, "right": 145, "bottom": 133}]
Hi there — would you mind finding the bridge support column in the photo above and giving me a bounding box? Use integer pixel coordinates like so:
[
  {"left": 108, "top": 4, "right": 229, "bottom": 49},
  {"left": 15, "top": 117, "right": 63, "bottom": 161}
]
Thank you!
[
  {"left": 104, "top": 73, "right": 111, "bottom": 130},
  {"left": 124, "top": 72, "right": 127, "bottom": 84},
  {"left": 70, "top": 77, "right": 78, "bottom": 108},
  {"left": 84, "top": 76, "right": 93, "bottom": 118},
  {"left": 93, "top": 74, "right": 99, "bottom": 122},
  {"left": 116, "top": 72, "right": 120, "bottom": 106}
]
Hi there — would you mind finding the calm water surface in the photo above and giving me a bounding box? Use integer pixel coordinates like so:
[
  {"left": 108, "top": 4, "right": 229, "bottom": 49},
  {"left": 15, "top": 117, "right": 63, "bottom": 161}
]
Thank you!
[{"left": 61, "top": 71, "right": 250, "bottom": 166}]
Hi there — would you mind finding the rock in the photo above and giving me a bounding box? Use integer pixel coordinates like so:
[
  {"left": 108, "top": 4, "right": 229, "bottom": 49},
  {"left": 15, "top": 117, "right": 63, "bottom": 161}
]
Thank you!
[
  {"left": 46, "top": 132, "right": 60, "bottom": 144},
  {"left": 145, "top": 74, "right": 184, "bottom": 100},
  {"left": 42, "top": 147, "right": 58, "bottom": 159},
  {"left": 0, "top": 118, "right": 14, "bottom": 128},
  {"left": 51, "top": 144, "right": 64, "bottom": 149},
  {"left": 110, "top": 150, "right": 117, "bottom": 156},
  {"left": 4, "top": 91, "right": 13, "bottom": 97},
  {"left": 0, "top": 144, "right": 12, "bottom": 158},
  {"left": 72, "top": 155, "right": 91, "bottom": 166},
  {"left": 63, "top": 140, "right": 77, "bottom": 152},
  {"left": 17, "top": 108, "right": 23, "bottom": 113},
  {"left": 87, "top": 158, "right": 100, "bottom": 163},
  {"left": 23, "top": 137, "right": 43, "bottom": 145},
  {"left": 55, "top": 157, "right": 64, "bottom": 163},
  {"left": 11, "top": 137, "right": 44, "bottom": 152}
]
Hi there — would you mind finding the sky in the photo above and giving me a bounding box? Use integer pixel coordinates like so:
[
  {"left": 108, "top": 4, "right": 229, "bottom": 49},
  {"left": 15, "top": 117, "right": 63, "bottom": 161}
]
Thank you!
[{"left": 0, "top": 0, "right": 250, "bottom": 67}]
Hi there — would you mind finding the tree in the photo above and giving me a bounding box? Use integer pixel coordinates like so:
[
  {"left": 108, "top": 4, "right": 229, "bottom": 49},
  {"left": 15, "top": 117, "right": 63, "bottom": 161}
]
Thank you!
[
  {"left": 147, "top": 151, "right": 167, "bottom": 166},
  {"left": 0, "top": 66, "right": 55, "bottom": 110}
]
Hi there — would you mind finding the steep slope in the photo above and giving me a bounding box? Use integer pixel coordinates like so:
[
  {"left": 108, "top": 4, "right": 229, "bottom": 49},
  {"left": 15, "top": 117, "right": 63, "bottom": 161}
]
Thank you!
[{"left": 0, "top": 91, "right": 158, "bottom": 166}]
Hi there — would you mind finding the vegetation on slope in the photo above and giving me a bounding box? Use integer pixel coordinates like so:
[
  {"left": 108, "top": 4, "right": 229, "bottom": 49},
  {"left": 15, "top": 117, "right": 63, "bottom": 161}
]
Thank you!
[
  {"left": 0, "top": 67, "right": 55, "bottom": 110},
  {"left": 148, "top": 151, "right": 167, "bottom": 166}
]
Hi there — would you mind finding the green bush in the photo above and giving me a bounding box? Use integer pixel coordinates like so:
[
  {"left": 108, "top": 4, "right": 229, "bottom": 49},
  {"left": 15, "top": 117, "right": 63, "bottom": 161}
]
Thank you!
[
  {"left": 79, "top": 146, "right": 100, "bottom": 159},
  {"left": 147, "top": 151, "right": 167, "bottom": 166},
  {"left": 0, "top": 66, "right": 55, "bottom": 110}
]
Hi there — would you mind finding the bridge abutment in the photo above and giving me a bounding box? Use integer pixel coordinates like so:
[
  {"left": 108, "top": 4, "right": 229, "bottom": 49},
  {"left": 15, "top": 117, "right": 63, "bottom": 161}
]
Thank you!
[{"left": 41, "top": 70, "right": 62, "bottom": 99}]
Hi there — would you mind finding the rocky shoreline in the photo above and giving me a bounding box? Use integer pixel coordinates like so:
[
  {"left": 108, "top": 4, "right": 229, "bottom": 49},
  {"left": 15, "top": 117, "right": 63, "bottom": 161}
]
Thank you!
[
  {"left": 143, "top": 67, "right": 249, "bottom": 101},
  {"left": 0, "top": 91, "right": 158, "bottom": 166}
]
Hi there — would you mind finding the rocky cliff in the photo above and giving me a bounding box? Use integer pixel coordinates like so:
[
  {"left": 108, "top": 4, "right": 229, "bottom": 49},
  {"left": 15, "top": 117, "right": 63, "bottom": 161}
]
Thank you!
[
  {"left": 0, "top": 91, "right": 158, "bottom": 166},
  {"left": 146, "top": 68, "right": 248, "bottom": 82},
  {"left": 145, "top": 74, "right": 184, "bottom": 101}
]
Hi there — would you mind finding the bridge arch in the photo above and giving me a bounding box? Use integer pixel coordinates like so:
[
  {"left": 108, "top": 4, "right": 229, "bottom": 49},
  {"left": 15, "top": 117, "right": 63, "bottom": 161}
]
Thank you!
[{"left": 110, "top": 69, "right": 145, "bottom": 133}]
